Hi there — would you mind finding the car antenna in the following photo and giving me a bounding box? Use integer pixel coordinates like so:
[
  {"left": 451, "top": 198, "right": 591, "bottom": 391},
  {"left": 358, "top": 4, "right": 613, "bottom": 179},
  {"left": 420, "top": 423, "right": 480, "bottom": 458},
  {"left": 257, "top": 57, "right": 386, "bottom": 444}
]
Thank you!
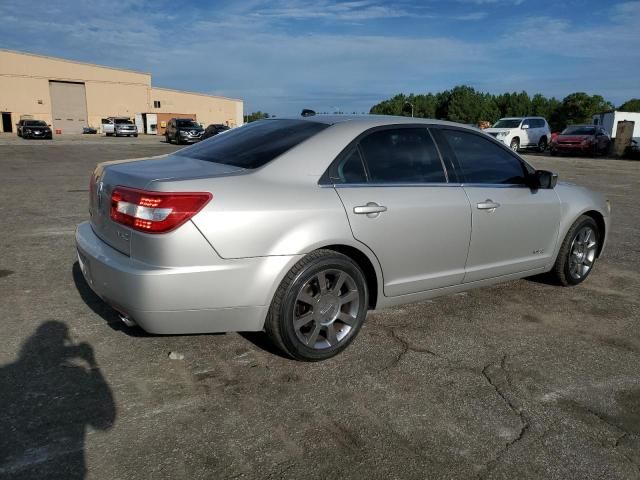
[{"left": 301, "top": 109, "right": 316, "bottom": 117}]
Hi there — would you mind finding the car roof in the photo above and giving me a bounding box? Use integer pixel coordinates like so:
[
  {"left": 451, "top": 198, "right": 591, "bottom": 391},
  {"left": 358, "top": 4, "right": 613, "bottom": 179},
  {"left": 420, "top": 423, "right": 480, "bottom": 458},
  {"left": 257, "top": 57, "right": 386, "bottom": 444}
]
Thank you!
[{"left": 269, "top": 114, "right": 478, "bottom": 130}]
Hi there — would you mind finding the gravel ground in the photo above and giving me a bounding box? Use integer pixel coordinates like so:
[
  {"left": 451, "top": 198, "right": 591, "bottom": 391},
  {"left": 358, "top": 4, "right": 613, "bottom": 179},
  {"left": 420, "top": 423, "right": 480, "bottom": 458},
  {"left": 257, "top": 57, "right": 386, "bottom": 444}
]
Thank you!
[{"left": 0, "top": 139, "right": 638, "bottom": 480}]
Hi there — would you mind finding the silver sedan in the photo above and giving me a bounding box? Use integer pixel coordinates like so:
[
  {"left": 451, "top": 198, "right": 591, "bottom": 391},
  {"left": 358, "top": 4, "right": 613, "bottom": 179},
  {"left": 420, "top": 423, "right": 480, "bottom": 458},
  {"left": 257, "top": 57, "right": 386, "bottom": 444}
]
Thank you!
[{"left": 75, "top": 115, "right": 610, "bottom": 361}]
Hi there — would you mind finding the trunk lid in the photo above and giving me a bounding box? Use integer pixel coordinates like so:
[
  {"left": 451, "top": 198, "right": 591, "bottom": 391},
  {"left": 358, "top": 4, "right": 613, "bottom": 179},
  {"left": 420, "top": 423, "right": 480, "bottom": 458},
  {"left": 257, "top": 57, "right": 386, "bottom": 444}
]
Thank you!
[{"left": 89, "top": 154, "right": 246, "bottom": 255}]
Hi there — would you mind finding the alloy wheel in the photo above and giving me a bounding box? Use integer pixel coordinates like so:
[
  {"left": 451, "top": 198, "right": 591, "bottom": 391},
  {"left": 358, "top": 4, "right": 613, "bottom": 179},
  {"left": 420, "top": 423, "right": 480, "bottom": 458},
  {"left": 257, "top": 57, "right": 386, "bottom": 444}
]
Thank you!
[
  {"left": 293, "top": 269, "right": 360, "bottom": 350},
  {"left": 568, "top": 226, "right": 597, "bottom": 281}
]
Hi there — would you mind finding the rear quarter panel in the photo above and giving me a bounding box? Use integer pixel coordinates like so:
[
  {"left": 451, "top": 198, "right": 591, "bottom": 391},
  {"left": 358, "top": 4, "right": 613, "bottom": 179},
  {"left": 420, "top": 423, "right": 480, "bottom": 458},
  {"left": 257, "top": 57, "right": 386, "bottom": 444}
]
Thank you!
[{"left": 151, "top": 174, "right": 357, "bottom": 259}]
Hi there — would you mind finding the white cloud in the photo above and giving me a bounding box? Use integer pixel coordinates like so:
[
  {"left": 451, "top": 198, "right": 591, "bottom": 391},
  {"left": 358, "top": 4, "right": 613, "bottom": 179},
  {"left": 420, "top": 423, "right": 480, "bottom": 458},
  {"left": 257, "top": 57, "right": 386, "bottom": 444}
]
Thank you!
[{"left": 0, "top": 0, "right": 638, "bottom": 113}]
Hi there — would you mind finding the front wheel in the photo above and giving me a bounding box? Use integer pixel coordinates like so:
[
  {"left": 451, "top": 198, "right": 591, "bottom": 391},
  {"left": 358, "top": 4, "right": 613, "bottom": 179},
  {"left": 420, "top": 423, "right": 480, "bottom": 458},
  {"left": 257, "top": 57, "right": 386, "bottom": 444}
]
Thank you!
[
  {"left": 552, "top": 215, "right": 600, "bottom": 286},
  {"left": 510, "top": 138, "right": 520, "bottom": 152},
  {"left": 265, "top": 250, "right": 368, "bottom": 361}
]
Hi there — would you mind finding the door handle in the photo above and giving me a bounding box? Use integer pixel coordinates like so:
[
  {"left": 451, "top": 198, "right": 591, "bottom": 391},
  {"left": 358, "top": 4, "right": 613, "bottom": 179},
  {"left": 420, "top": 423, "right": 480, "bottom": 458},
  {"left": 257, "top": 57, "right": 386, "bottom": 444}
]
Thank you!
[
  {"left": 354, "top": 202, "right": 387, "bottom": 217},
  {"left": 477, "top": 199, "right": 501, "bottom": 210}
]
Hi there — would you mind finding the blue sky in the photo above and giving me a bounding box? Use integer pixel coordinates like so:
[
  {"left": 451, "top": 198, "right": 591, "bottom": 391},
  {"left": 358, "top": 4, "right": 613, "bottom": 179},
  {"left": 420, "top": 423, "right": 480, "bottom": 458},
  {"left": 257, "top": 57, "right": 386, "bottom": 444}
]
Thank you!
[{"left": 1, "top": 0, "right": 639, "bottom": 115}]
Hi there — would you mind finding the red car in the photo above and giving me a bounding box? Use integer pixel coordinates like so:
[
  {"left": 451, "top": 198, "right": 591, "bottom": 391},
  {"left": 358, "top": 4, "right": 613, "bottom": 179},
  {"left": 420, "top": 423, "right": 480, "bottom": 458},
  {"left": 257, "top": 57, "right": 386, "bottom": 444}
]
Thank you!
[{"left": 550, "top": 124, "right": 610, "bottom": 156}]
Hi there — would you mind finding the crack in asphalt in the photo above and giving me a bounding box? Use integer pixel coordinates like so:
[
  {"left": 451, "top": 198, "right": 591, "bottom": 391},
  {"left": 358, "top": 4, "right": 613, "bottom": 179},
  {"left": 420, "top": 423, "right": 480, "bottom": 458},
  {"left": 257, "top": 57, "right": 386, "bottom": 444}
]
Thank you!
[
  {"left": 570, "top": 401, "right": 640, "bottom": 474},
  {"left": 382, "top": 328, "right": 439, "bottom": 370},
  {"left": 477, "top": 354, "right": 529, "bottom": 479}
]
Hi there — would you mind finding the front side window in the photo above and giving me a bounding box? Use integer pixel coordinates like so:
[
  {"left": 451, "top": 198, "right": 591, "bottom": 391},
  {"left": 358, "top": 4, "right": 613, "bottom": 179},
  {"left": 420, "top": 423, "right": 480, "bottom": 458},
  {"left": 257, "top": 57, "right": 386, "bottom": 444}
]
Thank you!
[
  {"left": 438, "top": 129, "right": 527, "bottom": 185},
  {"left": 358, "top": 128, "right": 446, "bottom": 183},
  {"left": 178, "top": 119, "right": 329, "bottom": 169}
]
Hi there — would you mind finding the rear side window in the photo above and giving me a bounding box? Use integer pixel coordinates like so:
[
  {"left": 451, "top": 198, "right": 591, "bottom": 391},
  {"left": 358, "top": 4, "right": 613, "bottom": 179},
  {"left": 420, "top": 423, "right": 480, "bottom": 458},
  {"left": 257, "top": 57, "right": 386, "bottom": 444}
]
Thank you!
[
  {"left": 178, "top": 120, "right": 329, "bottom": 169},
  {"left": 358, "top": 128, "right": 446, "bottom": 183},
  {"left": 438, "top": 129, "right": 527, "bottom": 184}
]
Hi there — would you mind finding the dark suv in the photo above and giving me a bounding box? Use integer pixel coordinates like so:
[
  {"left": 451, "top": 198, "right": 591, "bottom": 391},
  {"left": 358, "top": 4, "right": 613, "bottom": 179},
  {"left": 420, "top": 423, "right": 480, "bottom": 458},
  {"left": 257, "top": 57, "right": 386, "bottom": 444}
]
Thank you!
[
  {"left": 165, "top": 118, "right": 204, "bottom": 145},
  {"left": 17, "top": 119, "right": 52, "bottom": 139},
  {"left": 202, "top": 123, "right": 230, "bottom": 140}
]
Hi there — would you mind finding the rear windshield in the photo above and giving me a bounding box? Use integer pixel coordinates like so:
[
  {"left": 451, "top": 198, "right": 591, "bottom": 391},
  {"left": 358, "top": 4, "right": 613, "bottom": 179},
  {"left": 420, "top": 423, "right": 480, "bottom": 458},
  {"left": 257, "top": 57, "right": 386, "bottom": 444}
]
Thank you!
[
  {"left": 177, "top": 119, "right": 329, "bottom": 169},
  {"left": 562, "top": 126, "right": 595, "bottom": 135}
]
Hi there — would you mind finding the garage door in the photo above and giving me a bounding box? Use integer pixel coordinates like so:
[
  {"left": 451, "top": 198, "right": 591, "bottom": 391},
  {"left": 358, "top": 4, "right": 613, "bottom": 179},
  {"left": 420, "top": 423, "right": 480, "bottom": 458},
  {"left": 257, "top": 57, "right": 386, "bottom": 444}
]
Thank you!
[{"left": 49, "top": 81, "right": 88, "bottom": 134}]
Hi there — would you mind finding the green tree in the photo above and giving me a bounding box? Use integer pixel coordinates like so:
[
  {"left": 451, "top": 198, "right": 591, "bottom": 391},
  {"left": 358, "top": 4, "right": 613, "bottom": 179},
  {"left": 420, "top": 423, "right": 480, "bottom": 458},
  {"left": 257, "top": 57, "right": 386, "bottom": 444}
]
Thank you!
[
  {"left": 619, "top": 98, "right": 640, "bottom": 112},
  {"left": 246, "top": 111, "right": 270, "bottom": 122},
  {"left": 445, "top": 86, "right": 499, "bottom": 124},
  {"left": 557, "top": 92, "right": 614, "bottom": 127},
  {"left": 494, "top": 91, "right": 531, "bottom": 118}
]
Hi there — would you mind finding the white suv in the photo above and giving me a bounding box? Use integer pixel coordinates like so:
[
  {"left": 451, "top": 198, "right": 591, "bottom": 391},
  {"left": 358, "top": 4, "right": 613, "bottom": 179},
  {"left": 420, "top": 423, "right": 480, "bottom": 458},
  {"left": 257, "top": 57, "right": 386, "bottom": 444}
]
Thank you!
[{"left": 485, "top": 117, "right": 551, "bottom": 152}]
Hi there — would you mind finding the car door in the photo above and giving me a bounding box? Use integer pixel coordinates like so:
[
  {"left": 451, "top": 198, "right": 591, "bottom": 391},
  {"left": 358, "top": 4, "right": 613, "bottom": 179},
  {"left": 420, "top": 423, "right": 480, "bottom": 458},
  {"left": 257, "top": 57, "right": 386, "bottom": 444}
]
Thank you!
[
  {"left": 433, "top": 128, "right": 560, "bottom": 283},
  {"left": 520, "top": 118, "right": 535, "bottom": 147},
  {"left": 330, "top": 126, "right": 471, "bottom": 297},
  {"left": 101, "top": 118, "right": 114, "bottom": 134}
]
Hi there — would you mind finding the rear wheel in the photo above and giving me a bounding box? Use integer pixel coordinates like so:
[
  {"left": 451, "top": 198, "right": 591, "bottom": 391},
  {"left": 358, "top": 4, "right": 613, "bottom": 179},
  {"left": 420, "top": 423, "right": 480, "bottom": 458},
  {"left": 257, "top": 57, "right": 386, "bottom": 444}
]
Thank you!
[
  {"left": 552, "top": 215, "right": 599, "bottom": 286},
  {"left": 510, "top": 138, "right": 520, "bottom": 152},
  {"left": 538, "top": 136, "right": 548, "bottom": 152},
  {"left": 265, "top": 250, "right": 368, "bottom": 361}
]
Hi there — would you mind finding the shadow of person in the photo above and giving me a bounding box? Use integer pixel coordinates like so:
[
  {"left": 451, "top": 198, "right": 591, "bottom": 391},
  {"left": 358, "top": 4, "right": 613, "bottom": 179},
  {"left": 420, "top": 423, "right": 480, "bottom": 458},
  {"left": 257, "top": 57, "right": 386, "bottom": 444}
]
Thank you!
[{"left": 0, "top": 321, "right": 116, "bottom": 480}]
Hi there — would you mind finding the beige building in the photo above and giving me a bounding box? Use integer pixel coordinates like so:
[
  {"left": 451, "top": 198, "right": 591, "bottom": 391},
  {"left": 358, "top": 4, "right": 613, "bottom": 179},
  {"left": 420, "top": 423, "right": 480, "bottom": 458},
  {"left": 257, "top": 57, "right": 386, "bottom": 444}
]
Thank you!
[{"left": 0, "top": 49, "right": 243, "bottom": 134}]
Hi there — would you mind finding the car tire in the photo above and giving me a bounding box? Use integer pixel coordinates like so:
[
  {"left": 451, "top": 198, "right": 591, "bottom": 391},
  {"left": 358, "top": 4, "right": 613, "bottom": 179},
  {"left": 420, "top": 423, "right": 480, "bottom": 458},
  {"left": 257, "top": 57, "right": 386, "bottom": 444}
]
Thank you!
[
  {"left": 134, "top": 134, "right": 138, "bottom": 138},
  {"left": 265, "top": 249, "right": 369, "bottom": 361},
  {"left": 510, "top": 138, "right": 520, "bottom": 152},
  {"left": 552, "top": 215, "right": 600, "bottom": 286},
  {"left": 165, "top": 134, "right": 172, "bottom": 144},
  {"left": 538, "top": 137, "right": 548, "bottom": 152},
  {"left": 174, "top": 134, "right": 181, "bottom": 145}
]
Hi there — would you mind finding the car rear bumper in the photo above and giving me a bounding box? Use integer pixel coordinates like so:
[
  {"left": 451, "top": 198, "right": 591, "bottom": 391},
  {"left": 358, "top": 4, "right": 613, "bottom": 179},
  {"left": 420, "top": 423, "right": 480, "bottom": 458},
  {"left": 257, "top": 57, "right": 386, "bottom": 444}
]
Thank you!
[{"left": 75, "top": 221, "right": 299, "bottom": 334}]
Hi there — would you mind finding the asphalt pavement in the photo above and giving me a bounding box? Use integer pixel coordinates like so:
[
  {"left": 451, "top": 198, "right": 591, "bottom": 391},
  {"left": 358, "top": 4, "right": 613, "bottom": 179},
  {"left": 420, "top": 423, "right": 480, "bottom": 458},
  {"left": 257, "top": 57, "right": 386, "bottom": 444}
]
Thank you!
[{"left": 0, "top": 138, "right": 638, "bottom": 479}]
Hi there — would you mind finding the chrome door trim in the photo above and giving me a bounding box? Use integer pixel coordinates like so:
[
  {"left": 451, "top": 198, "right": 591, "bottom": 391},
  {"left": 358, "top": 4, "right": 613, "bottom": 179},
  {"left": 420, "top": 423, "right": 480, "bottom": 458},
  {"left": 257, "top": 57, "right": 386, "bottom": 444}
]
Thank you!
[{"left": 324, "top": 182, "right": 529, "bottom": 189}]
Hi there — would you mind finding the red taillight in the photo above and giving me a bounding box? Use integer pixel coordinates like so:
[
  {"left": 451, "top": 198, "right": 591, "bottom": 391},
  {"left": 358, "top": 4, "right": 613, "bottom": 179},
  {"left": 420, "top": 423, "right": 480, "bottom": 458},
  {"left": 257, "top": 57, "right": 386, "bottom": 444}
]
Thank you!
[{"left": 110, "top": 186, "right": 212, "bottom": 234}]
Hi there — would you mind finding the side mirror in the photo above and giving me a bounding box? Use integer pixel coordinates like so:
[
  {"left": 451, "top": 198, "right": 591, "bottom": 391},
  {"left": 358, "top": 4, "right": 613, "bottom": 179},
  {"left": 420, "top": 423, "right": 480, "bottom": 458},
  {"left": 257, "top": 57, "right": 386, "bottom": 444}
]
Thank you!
[{"left": 530, "top": 170, "right": 557, "bottom": 189}]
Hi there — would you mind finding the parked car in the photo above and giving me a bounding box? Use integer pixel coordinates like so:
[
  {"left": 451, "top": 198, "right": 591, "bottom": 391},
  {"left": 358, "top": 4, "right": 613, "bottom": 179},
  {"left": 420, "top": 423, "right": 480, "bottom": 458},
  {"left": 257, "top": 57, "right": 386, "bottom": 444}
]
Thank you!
[
  {"left": 550, "top": 125, "right": 610, "bottom": 156},
  {"left": 76, "top": 116, "right": 610, "bottom": 361},
  {"left": 485, "top": 117, "right": 551, "bottom": 152},
  {"left": 101, "top": 117, "right": 138, "bottom": 137},
  {"left": 202, "top": 123, "right": 230, "bottom": 140},
  {"left": 83, "top": 126, "right": 98, "bottom": 134},
  {"left": 16, "top": 119, "right": 52, "bottom": 139},
  {"left": 165, "top": 118, "right": 204, "bottom": 144}
]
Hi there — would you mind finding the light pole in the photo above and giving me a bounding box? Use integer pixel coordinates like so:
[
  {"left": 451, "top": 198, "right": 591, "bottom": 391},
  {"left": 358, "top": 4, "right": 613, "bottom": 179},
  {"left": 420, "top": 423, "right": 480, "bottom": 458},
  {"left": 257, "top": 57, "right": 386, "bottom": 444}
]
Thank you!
[{"left": 404, "top": 101, "right": 414, "bottom": 118}]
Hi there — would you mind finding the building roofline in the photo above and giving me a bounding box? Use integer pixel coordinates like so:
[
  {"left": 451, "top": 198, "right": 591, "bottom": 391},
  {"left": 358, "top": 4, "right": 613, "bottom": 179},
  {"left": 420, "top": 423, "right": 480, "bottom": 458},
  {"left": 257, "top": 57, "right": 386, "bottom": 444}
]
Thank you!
[
  {"left": 151, "top": 86, "right": 242, "bottom": 103},
  {"left": 0, "top": 48, "right": 151, "bottom": 77}
]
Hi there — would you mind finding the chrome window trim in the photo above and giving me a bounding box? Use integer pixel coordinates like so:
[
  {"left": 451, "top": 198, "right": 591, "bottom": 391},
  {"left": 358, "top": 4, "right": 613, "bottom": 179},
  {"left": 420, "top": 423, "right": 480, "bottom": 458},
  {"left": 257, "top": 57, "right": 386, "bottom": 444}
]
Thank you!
[{"left": 322, "top": 182, "right": 529, "bottom": 189}]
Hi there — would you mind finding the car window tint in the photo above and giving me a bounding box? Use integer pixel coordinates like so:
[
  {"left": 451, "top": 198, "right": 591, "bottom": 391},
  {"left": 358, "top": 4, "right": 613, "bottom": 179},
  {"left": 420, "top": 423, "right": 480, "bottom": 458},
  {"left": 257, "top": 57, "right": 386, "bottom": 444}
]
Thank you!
[
  {"left": 178, "top": 119, "right": 329, "bottom": 169},
  {"left": 336, "top": 149, "right": 367, "bottom": 183},
  {"left": 439, "top": 129, "right": 526, "bottom": 184},
  {"left": 358, "top": 128, "right": 446, "bottom": 183}
]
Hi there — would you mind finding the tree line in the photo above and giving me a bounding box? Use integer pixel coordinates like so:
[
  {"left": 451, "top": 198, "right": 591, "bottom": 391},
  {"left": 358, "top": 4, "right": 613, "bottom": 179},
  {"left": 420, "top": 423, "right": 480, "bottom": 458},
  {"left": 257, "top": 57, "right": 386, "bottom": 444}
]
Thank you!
[{"left": 369, "top": 86, "right": 639, "bottom": 132}]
